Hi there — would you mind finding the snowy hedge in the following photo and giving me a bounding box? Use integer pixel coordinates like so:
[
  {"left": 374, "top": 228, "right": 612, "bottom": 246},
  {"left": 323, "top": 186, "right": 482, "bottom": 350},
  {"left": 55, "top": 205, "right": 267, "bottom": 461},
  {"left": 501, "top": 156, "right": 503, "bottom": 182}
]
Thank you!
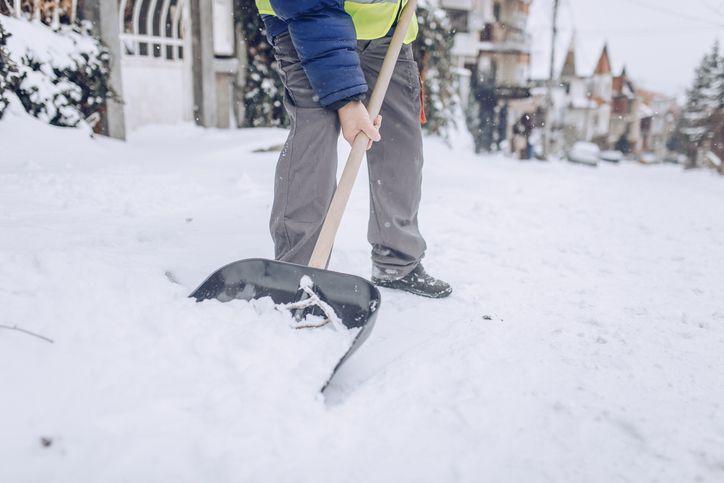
[{"left": 0, "top": 16, "right": 116, "bottom": 127}]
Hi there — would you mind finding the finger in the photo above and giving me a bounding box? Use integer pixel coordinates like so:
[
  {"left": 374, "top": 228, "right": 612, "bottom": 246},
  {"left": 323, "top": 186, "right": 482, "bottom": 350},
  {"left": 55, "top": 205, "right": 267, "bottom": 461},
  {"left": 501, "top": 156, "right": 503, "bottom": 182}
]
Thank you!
[
  {"left": 373, "top": 115, "right": 382, "bottom": 129},
  {"left": 361, "top": 123, "right": 381, "bottom": 142}
]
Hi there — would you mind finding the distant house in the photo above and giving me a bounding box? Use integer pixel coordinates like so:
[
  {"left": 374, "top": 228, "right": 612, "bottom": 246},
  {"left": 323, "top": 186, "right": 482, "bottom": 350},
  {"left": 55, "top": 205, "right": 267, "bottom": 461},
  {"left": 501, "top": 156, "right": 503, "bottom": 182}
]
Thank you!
[
  {"left": 551, "top": 40, "right": 678, "bottom": 160},
  {"left": 609, "top": 66, "right": 639, "bottom": 153},
  {"left": 553, "top": 41, "right": 611, "bottom": 149},
  {"left": 633, "top": 87, "right": 677, "bottom": 160},
  {"left": 589, "top": 45, "right": 613, "bottom": 143}
]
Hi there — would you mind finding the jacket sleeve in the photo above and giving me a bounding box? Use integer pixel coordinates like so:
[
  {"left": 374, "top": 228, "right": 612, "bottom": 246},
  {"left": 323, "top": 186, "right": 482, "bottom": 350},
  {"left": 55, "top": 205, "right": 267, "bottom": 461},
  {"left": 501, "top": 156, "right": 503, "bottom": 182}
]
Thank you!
[{"left": 269, "top": 0, "right": 368, "bottom": 108}]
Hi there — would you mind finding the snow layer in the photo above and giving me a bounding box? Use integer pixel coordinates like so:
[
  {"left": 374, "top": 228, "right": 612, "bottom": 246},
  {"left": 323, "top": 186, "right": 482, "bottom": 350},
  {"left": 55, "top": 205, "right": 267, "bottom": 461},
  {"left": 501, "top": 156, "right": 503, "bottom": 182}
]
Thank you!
[{"left": 1, "top": 107, "right": 724, "bottom": 482}]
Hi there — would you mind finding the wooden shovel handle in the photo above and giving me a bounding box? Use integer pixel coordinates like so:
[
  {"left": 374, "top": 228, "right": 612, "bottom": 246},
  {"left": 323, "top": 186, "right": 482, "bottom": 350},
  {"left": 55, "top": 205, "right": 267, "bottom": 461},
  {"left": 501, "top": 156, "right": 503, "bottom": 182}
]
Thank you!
[{"left": 308, "top": 0, "right": 419, "bottom": 269}]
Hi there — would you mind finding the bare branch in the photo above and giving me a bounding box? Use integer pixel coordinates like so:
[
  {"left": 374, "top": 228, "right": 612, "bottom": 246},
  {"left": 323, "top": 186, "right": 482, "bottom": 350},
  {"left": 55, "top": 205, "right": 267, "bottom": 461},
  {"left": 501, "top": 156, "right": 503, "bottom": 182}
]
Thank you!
[{"left": 0, "top": 324, "right": 54, "bottom": 344}]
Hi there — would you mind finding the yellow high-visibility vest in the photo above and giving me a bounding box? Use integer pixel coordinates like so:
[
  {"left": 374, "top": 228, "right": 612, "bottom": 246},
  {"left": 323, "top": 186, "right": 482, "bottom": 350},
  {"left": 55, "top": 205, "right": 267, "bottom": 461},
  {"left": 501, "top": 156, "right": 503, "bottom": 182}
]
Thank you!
[{"left": 255, "top": 0, "right": 419, "bottom": 44}]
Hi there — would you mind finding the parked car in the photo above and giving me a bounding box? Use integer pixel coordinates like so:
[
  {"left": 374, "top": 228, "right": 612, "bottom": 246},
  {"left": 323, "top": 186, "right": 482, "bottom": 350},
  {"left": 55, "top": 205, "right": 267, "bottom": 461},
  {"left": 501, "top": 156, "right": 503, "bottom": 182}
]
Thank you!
[
  {"left": 663, "top": 153, "right": 687, "bottom": 164},
  {"left": 639, "top": 152, "right": 658, "bottom": 164},
  {"left": 567, "top": 142, "right": 600, "bottom": 167},
  {"left": 600, "top": 150, "right": 623, "bottom": 163}
]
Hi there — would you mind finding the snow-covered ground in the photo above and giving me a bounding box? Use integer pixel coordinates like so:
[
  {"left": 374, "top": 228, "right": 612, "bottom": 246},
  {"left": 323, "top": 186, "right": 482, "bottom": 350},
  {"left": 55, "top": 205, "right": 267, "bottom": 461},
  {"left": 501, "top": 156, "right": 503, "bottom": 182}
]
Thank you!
[{"left": 1, "top": 105, "right": 724, "bottom": 482}]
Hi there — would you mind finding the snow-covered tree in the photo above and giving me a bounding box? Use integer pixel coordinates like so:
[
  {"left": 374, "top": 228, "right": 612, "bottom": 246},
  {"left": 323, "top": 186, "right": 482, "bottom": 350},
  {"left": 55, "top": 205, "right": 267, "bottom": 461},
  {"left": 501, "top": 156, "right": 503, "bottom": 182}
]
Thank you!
[
  {"left": 413, "top": 3, "right": 458, "bottom": 138},
  {"left": 713, "top": 52, "right": 724, "bottom": 173},
  {"left": 236, "top": 0, "right": 287, "bottom": 128},
  {"left": 673, "top": 41, "right": 723, "bottom": 166}
]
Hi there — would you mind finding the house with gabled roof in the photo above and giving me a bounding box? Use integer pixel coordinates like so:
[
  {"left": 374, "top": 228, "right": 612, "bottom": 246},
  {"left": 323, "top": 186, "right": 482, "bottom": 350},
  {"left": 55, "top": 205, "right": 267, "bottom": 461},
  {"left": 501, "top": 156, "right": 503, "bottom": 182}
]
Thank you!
[
  {"left": 552, "top": 40, "right": 612, "bottom": 148},
  {"left": 549, "top": 39, "right": 678, "bottom": 159}
]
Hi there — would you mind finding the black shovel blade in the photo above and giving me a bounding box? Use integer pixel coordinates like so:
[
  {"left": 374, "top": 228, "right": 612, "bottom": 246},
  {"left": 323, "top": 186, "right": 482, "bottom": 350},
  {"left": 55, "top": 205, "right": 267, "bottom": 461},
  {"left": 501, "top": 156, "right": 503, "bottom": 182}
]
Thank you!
[{"left": 189, "top": 258, "right": 380, "bottom": 390}]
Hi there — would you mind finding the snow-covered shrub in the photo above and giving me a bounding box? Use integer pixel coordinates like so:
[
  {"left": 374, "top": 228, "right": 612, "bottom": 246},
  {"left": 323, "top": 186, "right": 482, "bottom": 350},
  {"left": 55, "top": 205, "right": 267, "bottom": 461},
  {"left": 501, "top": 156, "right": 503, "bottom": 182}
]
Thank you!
[
  {"left": 413, "top": 3, "right": 458, "bottom": 139},
  {"left": 236, "top": 0, "right": 287, "bottom": 128},
  {"left": 0, "top": 16, "right": 117, "bottom": 127},
  {"left": 0, "top": 21, "right": 20, "bottom": 119}
]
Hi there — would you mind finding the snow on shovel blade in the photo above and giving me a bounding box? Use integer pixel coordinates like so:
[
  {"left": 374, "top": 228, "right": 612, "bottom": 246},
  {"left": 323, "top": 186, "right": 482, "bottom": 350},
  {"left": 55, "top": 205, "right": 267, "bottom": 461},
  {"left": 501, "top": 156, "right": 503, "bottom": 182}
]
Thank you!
[{"left": 189, "top": 259, "right": 380, "bottom": 390}]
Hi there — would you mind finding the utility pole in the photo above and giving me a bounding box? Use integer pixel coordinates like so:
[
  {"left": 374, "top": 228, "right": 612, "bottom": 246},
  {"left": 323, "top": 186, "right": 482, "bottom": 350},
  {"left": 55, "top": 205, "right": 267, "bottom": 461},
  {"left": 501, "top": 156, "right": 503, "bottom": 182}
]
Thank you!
[{"left": 543, "top": 0, "right": 560, "bottom": 158}]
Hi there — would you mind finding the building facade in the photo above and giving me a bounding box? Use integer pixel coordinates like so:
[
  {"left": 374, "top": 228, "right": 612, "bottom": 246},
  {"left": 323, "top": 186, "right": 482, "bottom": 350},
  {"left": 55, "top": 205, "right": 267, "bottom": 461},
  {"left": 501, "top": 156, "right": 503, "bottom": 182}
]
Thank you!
[
  {"left": 441, "top": 0, "right": 533, "bottom": 152},
  {"left": 552, "top": 40, "right": 677, "bottom": 159}
]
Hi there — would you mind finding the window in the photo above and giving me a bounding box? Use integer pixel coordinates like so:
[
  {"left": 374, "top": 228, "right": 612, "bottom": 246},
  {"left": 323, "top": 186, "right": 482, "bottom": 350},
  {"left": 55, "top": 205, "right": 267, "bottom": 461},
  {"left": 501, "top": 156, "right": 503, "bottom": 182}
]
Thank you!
[{"left": 446, "top": 9, "right": 469, "bottom": 33}]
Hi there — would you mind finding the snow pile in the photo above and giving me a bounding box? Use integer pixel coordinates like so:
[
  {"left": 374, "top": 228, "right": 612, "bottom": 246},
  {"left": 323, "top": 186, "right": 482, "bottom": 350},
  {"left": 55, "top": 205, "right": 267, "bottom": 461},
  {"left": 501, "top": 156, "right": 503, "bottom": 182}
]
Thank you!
[
  {"left": 2, "top": 115, "right": 724, "bottom": 481},
  {"left": 0, "top": 15, "right": 113, "bottom": 126}
]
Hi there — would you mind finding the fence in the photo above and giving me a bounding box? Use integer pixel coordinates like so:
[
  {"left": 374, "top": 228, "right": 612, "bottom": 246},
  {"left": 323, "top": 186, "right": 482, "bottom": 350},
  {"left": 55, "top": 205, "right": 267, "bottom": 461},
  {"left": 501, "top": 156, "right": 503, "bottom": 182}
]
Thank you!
[{"left": 0, "top": 0, "right": 78, "bottom": 27}]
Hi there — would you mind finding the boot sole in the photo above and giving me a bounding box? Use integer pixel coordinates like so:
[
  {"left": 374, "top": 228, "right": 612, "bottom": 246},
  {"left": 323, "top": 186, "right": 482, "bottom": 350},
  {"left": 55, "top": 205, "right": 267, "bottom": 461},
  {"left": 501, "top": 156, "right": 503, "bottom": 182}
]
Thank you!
[{"left": 372, "top": 280, "right": 453, "bottom": 299}]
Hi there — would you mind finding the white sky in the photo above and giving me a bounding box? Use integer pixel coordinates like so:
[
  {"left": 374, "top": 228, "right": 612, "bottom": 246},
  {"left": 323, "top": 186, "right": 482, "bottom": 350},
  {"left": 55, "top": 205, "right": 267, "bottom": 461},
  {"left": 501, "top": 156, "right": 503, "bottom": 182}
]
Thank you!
[{"left": 528, "top": 0, "right": 724, "bottom": 97}]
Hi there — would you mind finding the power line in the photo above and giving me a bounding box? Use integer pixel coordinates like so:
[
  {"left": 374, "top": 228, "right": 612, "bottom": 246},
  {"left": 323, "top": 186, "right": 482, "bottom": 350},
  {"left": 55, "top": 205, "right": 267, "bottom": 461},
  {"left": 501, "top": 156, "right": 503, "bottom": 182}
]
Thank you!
[
  {"left": 624, "top": 0, "right": 724, "bottom": 28},
  {"left": 699, "top": 0, "right": 724, "bottom": 18},
  {"left": 578, "top": 26, "right": 723, "bottom": 36},
  {"left": 532, "top": 22, "right": 723, "bottom": 35}
]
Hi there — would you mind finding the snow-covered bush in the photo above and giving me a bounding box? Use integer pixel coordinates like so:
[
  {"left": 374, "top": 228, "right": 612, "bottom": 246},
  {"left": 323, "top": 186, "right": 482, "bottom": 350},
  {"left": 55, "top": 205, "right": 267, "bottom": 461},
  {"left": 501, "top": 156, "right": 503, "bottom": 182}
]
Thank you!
[
  {"left": 0, "top": 21, "right": 19, "bottom": 119},
  {"left": 0, "top": 15, "right": 116, "bottom": 127},
  {"left": 413, "top": 3, "right": 459, "bottom": 139},
  {"left": 236, "top": 0, "right": 287, "bottom": 128}
]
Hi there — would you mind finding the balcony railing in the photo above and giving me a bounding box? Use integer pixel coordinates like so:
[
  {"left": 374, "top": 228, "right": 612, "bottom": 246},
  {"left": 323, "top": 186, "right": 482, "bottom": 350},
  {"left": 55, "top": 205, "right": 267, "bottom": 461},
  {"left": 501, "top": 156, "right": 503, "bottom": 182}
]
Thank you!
[
  {"left": 480, "top": 22, "right": 531, "bottom": 53},
  {"left": 0, "top": 0, "right": 78, "bottom": 26}
]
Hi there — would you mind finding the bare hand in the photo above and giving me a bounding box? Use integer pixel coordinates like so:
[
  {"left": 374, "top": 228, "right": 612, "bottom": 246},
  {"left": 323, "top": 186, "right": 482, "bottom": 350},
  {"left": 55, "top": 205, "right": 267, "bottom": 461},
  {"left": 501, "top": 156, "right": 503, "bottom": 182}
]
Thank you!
[{"left": 338, "top": 101, "right": 382, "bottom": 150}]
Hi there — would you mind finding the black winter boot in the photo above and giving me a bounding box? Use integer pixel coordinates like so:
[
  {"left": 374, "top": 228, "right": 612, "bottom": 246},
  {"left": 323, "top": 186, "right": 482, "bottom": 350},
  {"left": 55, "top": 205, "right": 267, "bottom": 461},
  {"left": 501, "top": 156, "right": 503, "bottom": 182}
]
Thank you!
[{"left": 372, "top": 264, "right": 452, "bottom": 299}]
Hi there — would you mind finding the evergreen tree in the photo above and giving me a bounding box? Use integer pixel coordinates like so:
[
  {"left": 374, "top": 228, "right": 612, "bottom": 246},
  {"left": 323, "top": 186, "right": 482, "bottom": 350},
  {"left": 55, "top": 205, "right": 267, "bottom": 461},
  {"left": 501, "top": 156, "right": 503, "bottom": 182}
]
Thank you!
[
  {"left": 713, "top": 44, "right": 724, "bottom": 173},
  {"left": 413, "top": 3, "right": 458, "bottom": 138},
  {"left": 674, "top": 41, "right": 722, "bottom": 164},
  {"left": 236, "top": 0, "right": 287, "bottom": 128}
]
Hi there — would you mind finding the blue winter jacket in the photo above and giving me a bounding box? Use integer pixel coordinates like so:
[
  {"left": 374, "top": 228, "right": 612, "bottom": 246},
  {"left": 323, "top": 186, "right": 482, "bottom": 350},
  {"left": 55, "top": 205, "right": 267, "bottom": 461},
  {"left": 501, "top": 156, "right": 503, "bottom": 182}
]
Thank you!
[{"left": 264, "top": 0, "right": 368, "bottom": 109}]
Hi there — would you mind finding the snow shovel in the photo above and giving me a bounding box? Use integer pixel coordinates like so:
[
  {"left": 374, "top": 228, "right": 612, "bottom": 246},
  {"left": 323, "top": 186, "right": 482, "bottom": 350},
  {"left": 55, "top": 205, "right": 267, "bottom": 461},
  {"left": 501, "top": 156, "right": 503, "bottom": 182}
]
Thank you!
[{"left": 190, "top": 0, "right": 419, "bottom": 391}]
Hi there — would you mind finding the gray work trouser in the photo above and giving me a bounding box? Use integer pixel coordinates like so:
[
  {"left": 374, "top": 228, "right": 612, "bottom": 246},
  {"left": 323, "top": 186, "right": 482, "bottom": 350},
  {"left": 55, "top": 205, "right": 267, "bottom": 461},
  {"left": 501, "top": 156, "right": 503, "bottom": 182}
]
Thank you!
[{"left": 269, "top": 32, "right": 427, "bottom": 280}]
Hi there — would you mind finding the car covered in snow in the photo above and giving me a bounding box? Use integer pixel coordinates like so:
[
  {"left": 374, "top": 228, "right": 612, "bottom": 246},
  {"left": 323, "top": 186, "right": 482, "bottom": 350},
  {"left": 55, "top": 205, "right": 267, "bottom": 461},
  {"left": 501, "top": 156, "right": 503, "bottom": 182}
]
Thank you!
[
  {"left": 567, "top": 142, "right": 600, "bottom": 167},
  {"left": 639, "top": 152, "right": 659, "bottom": 164},
  {"left": 600, "top": 150, "right": 624, "bottom": 163}
]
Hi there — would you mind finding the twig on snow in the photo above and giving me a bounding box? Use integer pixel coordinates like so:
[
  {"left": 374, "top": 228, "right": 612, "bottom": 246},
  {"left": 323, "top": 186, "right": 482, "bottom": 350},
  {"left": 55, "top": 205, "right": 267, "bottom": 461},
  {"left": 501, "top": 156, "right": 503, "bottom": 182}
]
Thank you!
[{"left": 0, "top": 324, "right": 54, "bottom": 344}]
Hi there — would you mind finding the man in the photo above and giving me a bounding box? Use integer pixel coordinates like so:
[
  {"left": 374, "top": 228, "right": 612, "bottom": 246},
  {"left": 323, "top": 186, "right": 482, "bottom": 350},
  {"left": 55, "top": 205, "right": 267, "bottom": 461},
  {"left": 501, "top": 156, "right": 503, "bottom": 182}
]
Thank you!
[{"left": 258, "top": 0, "right": 452, "bottom": 298}]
